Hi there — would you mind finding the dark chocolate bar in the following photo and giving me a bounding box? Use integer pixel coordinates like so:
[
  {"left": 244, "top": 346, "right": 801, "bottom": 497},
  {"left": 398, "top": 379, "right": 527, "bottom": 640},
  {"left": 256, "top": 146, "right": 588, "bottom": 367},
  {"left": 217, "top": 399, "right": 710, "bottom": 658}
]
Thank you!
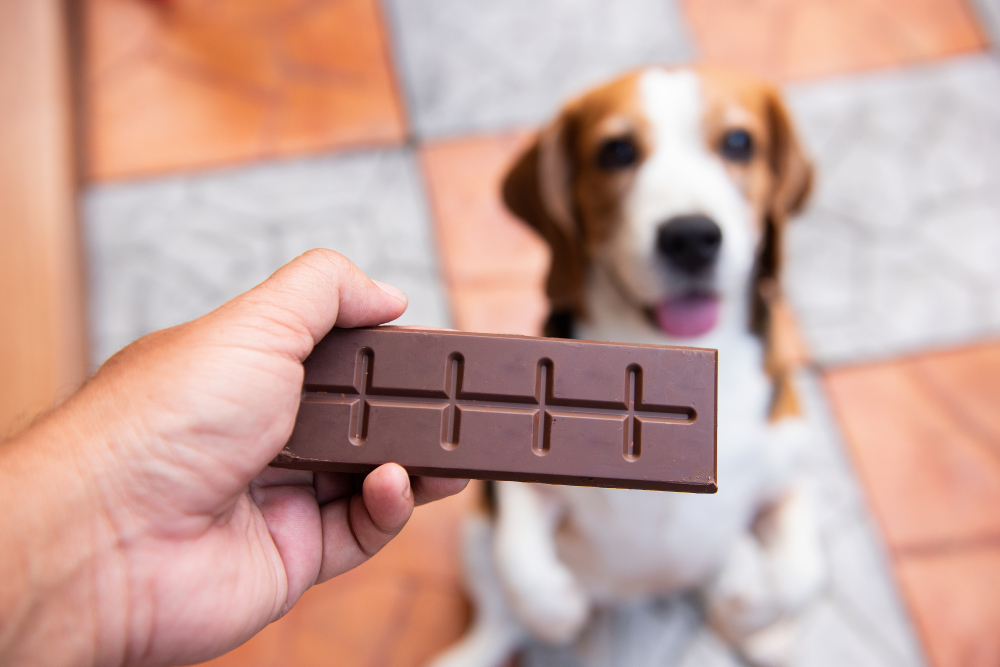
[{"left": 271, "top": 327, "right": 717, "bottom": 492}]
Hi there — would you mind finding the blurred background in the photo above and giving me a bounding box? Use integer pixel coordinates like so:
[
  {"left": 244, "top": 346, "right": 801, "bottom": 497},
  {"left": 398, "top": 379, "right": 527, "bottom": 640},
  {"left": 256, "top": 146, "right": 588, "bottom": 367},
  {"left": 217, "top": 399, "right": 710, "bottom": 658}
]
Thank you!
[{"left": 2, "top": 0, "right": 1000, "bottom": 665}]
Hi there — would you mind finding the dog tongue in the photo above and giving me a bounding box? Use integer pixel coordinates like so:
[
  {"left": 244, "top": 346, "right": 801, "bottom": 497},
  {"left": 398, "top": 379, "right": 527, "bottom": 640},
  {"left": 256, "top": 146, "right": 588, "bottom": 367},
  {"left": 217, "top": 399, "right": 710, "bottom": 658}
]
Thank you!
[{"left": 655, "top": 294, "right": 720, "bottom": 337}]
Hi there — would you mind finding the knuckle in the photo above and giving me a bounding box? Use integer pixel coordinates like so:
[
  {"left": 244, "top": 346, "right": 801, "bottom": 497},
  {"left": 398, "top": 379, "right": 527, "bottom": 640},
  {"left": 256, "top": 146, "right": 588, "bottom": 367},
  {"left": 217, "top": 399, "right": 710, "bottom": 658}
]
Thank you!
[{"left": 300, "top": 248, "right": 350, "bottom": 273}]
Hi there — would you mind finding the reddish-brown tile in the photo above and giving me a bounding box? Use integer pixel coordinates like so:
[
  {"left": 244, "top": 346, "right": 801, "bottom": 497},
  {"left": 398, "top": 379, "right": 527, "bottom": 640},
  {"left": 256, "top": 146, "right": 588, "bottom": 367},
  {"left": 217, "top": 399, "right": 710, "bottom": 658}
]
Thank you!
[
  {"left": 912, "top": 343, "right": 1000, "bottom": 445},
  {"left": 680, "top": 0, "right": 987, "bottom": 81},
  {"left": 290, "top": 574, "right": 414, "bottom": 667},
  {"left": 419, "top": 132, "right": 551, "bottom": 335},
  {"left": 896, "top": 546, "right": 1000, "bottom": 667},
  {"left": 85, "top": 0, "right": 406, "bottom": 181},
  {"left": 449, "top": 285, "right": 550, "bottom": 336},
  {"left": 385, "top": 585, "right": 474, "bottom": 667},
  {"left": 823, "top": 341, "right": 1000, "bottom": 552}
]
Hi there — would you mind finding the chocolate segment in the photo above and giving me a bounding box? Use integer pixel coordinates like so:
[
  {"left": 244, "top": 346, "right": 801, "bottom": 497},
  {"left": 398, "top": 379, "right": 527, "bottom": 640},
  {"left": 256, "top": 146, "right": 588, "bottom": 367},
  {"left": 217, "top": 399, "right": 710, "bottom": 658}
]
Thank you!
[{"left": 271, "top": 327, "right": 717, "bottom": 493}]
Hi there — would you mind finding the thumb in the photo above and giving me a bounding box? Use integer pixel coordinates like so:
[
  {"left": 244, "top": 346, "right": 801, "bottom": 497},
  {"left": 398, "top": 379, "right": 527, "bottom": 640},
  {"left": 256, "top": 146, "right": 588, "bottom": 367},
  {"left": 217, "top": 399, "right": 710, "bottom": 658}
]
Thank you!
[{"left": 221, "top": 249, "right": 408, "bottom": 361}]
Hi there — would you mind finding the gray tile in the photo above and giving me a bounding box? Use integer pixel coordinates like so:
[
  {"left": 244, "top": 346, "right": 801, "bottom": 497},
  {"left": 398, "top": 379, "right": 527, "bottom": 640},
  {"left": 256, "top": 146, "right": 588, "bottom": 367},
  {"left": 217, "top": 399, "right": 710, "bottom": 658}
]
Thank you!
[
  {"left": 791, "top": 601, "right": 890, "bottom": 667},
  {"left": 84, "top": 149, "right": 450, "bottom": 367},
  {"left": 793, "top": 373, "right": 925, "bottom": 667},
  {"left": 783, "top": 212, "right": 860, "bottom": 337},
  {"left": 381, "top": 0, "right": 693, "bottom": 138},
  {"left": 824, "top": 518, "right": 928, "bottom": 667},
  {"left": 785, "top": 54, "right": 1000, "bottom": 365}
]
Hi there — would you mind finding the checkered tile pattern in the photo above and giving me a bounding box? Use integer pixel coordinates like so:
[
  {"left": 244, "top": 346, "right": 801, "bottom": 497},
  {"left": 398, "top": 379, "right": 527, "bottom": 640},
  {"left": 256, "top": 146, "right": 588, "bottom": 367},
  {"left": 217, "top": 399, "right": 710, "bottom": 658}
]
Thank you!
[
  {"left": 382, "top": 0, "right": 692, "bottom": 137},
  {"left": 85, "top": 149, "right": 448, "bottom": 364},
  {"left": 80, "top": 1, "right": 998, "bottom": 665}
]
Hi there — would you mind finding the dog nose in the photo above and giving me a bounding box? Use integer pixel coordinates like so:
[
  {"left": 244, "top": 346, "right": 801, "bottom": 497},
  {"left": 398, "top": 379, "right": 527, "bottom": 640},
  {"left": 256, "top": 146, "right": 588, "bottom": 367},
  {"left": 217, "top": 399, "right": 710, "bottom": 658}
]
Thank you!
[{"left": 656, "top": 215, "right": 722, "bottom": 273}]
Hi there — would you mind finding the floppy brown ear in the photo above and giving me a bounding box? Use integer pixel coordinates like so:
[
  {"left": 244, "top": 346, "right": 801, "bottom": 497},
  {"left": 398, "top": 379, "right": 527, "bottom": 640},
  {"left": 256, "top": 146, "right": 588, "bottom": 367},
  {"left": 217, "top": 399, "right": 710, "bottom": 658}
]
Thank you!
[
  {"left": 755, "top": 87, "right": 813, "bottom": 422},
  {"left": 502, "top": 112, "right": 588, "bottom": 317}
]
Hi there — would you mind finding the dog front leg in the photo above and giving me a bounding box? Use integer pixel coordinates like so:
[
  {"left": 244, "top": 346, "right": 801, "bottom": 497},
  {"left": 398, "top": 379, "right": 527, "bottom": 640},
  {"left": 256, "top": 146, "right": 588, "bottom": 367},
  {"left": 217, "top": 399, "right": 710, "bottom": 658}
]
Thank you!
[
  {"left": 753, "top": 483, "right": 827, "bottom": 613},
  {"left": 427, "top": 513, "right": 527, "bottom": 667},
  {"left": 493, "top": 482, "right": 591, "bottom": 645},
  {"left": 704, "top": 483, "right": 826, "bottom": 667}
]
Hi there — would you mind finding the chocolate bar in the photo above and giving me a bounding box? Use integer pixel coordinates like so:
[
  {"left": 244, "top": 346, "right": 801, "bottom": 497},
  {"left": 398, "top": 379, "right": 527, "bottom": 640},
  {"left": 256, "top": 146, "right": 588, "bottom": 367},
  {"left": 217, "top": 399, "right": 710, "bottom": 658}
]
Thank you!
[{"left": 272, "top": 327, "right": 717, "bottom": 492}]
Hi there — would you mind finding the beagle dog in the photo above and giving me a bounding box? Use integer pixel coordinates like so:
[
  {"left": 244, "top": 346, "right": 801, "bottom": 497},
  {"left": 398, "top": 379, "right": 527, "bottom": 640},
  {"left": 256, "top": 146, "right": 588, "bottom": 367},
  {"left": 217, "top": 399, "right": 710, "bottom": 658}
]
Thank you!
[{"left": 430, "top": 64, "right": 824, "bottom": 667}]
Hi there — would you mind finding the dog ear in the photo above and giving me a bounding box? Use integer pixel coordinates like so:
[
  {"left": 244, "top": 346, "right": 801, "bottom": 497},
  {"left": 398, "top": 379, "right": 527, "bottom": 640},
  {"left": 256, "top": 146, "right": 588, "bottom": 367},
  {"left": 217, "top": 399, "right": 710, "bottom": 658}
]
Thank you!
[
  {"left": 766, "top": 89, "right": 813, "bottom": 225},
  {"left": 756, "top": 87, "right": 813, "bottom": 422},
  {"left": 502, "top": 111, "right": 589, "bottom": 316}
]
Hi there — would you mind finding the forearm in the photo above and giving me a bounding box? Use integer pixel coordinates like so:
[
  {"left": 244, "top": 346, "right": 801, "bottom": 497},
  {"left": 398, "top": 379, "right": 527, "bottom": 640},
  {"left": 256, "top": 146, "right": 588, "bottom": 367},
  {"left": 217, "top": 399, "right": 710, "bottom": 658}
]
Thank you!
[{"left": 0, "top": 406, "right": 126, "bottom": 667}]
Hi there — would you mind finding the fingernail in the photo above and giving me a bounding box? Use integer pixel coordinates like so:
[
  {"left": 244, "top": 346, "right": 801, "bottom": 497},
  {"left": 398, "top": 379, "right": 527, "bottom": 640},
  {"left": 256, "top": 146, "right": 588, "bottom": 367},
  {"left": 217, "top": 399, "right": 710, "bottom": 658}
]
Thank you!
[
  {"left": 373, "top": 280, "right": 407, "bottom": 305},
  {"left": 402, "top": 476, "right": 412, "bottom": 501}
]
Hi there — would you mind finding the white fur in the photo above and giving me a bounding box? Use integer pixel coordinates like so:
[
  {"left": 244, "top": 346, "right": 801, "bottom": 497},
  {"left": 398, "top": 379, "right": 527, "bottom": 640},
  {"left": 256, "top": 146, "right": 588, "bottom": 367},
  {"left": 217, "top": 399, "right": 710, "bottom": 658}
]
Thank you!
[
  {"left": 428, "top": 67, "right": 825, "bottom": 667},
  {"left": 598, "top": 69, "right": 757, "bottom": 311}
]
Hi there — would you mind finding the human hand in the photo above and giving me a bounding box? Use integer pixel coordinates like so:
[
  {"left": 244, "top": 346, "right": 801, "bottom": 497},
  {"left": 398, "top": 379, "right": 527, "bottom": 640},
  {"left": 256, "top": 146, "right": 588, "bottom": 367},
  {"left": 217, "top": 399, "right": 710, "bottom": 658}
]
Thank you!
[{"left": 0, "top": 250, "right": 468, "bottom": 666}]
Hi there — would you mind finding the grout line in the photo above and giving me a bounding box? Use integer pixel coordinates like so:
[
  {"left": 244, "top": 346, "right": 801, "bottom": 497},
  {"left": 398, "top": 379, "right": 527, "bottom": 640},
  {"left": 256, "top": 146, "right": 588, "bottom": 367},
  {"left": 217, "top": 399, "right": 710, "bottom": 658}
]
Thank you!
[
  {"left": 962, "top": 0, "right": 999, "bottom": 49},
  {"left": 373, "top": 0, "right": 416, "bottom": 142},
  {"left": 893, "top": 532, "right": 1000, "bottom": 559},
  {"left": 909, "top": 357, "right": 1000, "bottom": 466}
]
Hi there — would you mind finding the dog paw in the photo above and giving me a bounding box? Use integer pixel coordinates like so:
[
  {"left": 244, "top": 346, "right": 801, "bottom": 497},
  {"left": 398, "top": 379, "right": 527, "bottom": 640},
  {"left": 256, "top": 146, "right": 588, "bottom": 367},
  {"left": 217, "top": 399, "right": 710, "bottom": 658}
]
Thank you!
[
  {"left": 736, "top": 619, "right": 796, "bottom": 667},
  {"left": 506, "top": 569, "right": 591, "bottom": 645},
  {"left": 704, "top": 534, "right": 782, "bottom": 641}
]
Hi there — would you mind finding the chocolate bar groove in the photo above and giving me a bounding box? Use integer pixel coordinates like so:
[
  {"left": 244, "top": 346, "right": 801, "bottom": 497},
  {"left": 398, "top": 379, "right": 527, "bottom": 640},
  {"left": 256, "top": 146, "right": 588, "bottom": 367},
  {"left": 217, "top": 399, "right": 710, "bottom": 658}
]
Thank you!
[{"left": 304, "top": 348, "right": 695, "bottom": 460}]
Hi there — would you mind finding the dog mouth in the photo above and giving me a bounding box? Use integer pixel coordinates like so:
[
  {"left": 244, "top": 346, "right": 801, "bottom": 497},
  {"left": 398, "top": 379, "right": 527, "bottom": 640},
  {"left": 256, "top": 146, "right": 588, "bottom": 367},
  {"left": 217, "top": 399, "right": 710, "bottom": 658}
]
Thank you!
[{"left": 646, "top": 292, "right": 720, "bottom": 338}]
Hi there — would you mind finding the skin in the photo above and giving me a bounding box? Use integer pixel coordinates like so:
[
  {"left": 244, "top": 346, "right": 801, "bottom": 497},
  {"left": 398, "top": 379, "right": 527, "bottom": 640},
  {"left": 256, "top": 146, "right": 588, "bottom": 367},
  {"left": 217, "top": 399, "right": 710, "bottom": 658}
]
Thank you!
[{"left": 0, "top": 249, "right": 468, "bottom": 667}]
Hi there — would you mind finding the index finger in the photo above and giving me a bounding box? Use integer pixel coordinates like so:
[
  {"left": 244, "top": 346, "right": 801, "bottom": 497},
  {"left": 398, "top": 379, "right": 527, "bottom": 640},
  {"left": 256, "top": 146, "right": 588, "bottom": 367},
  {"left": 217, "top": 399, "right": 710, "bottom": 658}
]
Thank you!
[
  {"left": 221, "top": 249, "right": 409, "bottom": 363},
  {"left": 411, "top": 476, "right": 470, "bottom": 506}
]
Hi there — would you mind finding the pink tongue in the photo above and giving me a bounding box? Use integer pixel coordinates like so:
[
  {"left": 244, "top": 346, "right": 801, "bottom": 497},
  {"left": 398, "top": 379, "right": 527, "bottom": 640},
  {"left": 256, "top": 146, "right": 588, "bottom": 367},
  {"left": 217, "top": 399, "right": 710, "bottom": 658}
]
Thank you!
[{"left": 655, "top": 294, "right": 720, "bottom": 337}]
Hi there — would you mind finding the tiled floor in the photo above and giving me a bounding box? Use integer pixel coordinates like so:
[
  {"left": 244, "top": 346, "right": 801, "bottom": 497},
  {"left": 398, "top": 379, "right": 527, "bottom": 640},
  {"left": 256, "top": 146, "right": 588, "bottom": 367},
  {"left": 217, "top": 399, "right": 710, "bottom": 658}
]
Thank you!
[
  {"left": 84, "top": 0, "right": 406, "bottom": 180},
  {"left": 785, "top": 54, "right": 1000, "bottom": 364},
  {"left": 75, "top": 1, "right": 1000, "bottom": 666},
  {"left": 681, "top": 0, "right": 985, "bottom": 81},
  {"left": 381, "top": 0, "right": 692, "bottom": 138},
  {"left": 825, "top": 342, "right": 1000, "bottom": 667},
  {"left": 419, "top": 132, "right": 549, "bottom": 335},
  {"left": 84, "top": 148, "right": 449, "bottom": 366}
]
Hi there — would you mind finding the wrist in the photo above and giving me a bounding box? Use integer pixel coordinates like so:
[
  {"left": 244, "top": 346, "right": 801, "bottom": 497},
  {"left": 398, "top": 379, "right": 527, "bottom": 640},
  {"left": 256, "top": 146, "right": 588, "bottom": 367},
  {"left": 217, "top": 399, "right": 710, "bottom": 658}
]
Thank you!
[{"left": 0, "top": 398, "right": 129, "bottom": 666}]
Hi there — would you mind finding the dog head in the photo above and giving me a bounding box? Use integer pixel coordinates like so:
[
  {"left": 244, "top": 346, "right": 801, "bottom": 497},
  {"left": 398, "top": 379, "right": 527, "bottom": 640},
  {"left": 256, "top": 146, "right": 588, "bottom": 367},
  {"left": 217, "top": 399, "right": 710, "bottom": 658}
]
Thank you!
[{"left": 502, "top": 65, "right": 812, "bottom": 419}]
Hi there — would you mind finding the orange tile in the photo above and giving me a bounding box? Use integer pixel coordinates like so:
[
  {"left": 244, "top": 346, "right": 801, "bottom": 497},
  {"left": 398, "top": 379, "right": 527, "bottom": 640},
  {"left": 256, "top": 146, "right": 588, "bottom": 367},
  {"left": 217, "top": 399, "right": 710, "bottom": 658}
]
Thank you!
[
  {"left": 823, "top": 341, "right": 1000, "bottom": 551},
  {"left": 449, "top": 285, "right": 550, "bottom": 336},
  {"left": 680, "top": 0, "right": 987, "bottom": 81},
  {"left": 196, "top": 482, "right": 478, "bottom": 667},
  {"left": 911, "top": 343, "right": 1000, "bottom": 445},
  {"left": 896, "top": 546, "right": 1000, "bottom": 667},
  {"left": 419, "top": 132, "right": 551, "bottom": 335},
  {"left": 84, "top": 0, "right": 406, "bottom": 181},
  {"left": 385, "top": 585, "right": 474, "bottom": 667}
]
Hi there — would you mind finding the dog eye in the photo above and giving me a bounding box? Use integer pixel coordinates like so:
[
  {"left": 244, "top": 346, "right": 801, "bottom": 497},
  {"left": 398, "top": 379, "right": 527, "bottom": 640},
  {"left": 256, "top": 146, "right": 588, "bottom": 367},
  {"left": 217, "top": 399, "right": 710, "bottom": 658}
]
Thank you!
[
  {"left": 596, "top": 138, "right": 638, "bottom": 170},
  {"left": 720, "top": 129, "right": 754, "bottom": 162}
]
